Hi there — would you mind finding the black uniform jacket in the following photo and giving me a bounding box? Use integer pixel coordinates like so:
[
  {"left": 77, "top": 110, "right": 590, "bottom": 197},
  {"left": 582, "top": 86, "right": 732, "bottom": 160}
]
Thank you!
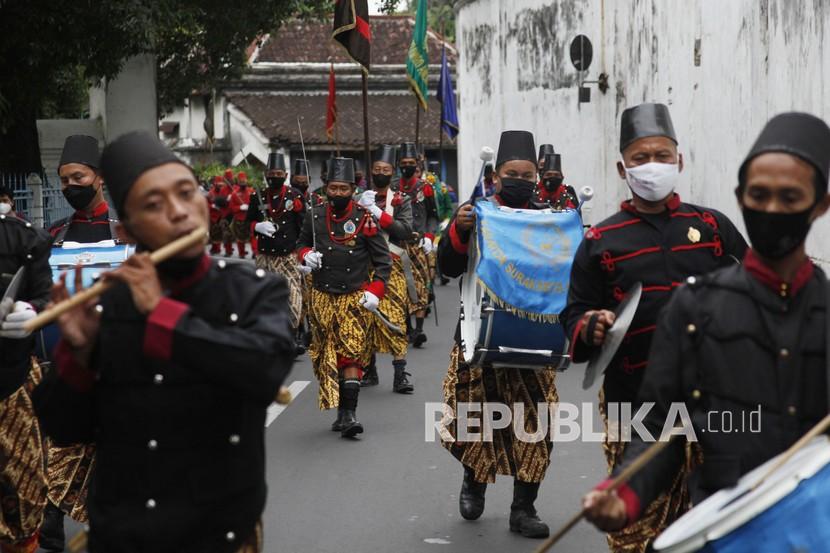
[
  {"left": 606, "top": 252, "right": 827, "bottom": 522},
  {"left": 438, "top": 195, "right": 549, "bottom": 343},
  {"left": 398, "top": 177, "right": 439, "bottom": 241},
  {"left": 562, "top": 194, "right": 748, "bottom": 405},
  {"left": 375, "top": 189, "right": 414, "bottom": 248},
  {"left": 296, "top": 201, "right": 391, "bottom": 297},
  {"left": 0, "top": 212, "right": 53, "bottom": 398},
  {"left": 33, "top": 256, "right": 295, "bottom": 553},
  {"left": 48, "top": 201, "right": 116, "bottom": 243},
  {"left": 247, "top": 184, "right": 306, "bottom": 257}
]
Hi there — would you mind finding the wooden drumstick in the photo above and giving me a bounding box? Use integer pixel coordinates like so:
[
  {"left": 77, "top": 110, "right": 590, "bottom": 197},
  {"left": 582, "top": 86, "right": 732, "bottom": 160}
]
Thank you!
[
  {"left": 23, "top": 227, "right": 208, "bottom": 333},
  {"left": 535, "top": 434, "right": 678, "bottom": 553},
  {"left": 747, "top": 411, "right": 830, "bottom": 494}
]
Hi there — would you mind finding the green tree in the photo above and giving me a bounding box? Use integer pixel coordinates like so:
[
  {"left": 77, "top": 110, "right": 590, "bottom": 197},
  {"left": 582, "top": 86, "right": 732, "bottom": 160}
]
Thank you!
[{"left": 0, "top": 0, "right": 331, "bottom": 173}]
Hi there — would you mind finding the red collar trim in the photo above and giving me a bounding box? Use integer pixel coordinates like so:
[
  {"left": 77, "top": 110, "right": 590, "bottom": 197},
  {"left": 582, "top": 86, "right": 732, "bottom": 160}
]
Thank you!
[
  {"left": 169, "top": 254, "right": 212, "bottom": 296},
  {"left": 743, "top": 249, "right": 814, "bottom": 297},
  {"left": 399, "top": 177, "right": 418, "bottom": 193},
  {"left": 621, "top": 193, "right": 681, "bottom": 214},
  {"left": 74, "top": 200, "right": 109, "bottom": 219},
  {"left": 328, "top": 201, "right": 354, "bottom": 222}
]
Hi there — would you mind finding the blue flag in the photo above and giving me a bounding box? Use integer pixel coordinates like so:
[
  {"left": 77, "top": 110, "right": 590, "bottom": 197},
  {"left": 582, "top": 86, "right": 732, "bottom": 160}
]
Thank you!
[
  {"left": 437, "top": 46, "right": 459, "bottom": 139},
  {"left": 474, "top": 201, "right": 583, "bottom": 321}
]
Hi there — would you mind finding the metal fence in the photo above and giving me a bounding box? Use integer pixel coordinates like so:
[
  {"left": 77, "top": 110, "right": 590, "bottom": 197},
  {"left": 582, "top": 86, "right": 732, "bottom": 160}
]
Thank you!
[{"left": 1, "top": 172, "right": 73, "bottom": 228}]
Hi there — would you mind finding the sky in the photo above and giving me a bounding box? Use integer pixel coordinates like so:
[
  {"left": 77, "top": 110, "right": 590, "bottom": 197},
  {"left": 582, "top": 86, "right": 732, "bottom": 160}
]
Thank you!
[{"left": 369, "top": 0, "right": 383, "bottom": 14}]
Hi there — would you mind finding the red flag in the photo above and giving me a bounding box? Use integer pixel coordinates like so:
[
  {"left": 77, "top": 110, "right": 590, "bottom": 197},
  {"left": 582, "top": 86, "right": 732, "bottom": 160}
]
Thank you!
[
  {"left": 332, "top": 0, "right": 371, "bottom": 73},
  {"left": 326, "top": 63, "right": 337, "bottom": 142}
]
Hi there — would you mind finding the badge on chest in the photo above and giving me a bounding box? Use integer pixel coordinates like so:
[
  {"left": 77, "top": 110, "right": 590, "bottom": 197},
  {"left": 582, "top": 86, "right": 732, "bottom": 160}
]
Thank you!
[
  {"left": 343, "top": 220, "right": 356, "bottom": 235},
  {"left": 688, "top": 226, "right": 701, "bottom": 243}
]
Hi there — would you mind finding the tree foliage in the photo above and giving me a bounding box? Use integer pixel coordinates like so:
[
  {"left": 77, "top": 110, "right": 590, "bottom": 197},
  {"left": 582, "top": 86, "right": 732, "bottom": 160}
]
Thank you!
[{"left": 0, "top": 0, "right": 331, "bottom": 172}]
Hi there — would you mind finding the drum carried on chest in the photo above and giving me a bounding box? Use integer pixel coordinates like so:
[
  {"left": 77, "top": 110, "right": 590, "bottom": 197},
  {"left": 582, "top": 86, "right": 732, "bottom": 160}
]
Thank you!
[
  {"left": 654, "top": 435, "right": 830, "bottom": 552},
  {"left": 459, "top": 201, "right": 582, "bottom": 370},
  {"left": 35, "top": 241, "right": 134, "bottom": 361}
]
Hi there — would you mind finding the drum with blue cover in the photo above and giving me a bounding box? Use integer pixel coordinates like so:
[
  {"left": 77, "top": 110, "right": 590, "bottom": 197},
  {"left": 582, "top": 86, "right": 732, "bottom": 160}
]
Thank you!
[
  {"left": 460, "top": 201, "right": 582, "bottom": 370},
  {"left": 654, "top": 435, "right": 830, "bottom": 552},
  {"left": 35, "top": 241, "right": 134, "bottom": 361}
]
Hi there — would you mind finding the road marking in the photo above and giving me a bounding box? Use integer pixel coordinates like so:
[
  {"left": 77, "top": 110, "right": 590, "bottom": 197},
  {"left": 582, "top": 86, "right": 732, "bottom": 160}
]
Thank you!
[{"left": 265, "top": 380, "right": 311, "bottom": 427}]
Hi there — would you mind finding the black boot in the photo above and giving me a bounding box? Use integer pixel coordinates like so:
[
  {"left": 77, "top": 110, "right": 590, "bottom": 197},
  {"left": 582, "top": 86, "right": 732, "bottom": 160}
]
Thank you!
[
  {"left": 392, "top": 360, "right": 414, "bottom": 393},
  {"left": 39, "top": 502, "right": 66, "bottom": 552},
  {"left": 294, "top": 328, "right": 307, "bottom": 356},
  {"left": 361, "top": 355, "right": 379, "bottom": 387},
  {"left": 459, "top": 467, "right": 487, "bottom": 520},
  {"left": 509, "top": 480, "right": 550, "bottom": 538},
  {"left": 339, "top": 379, "right": 363, "bottom": 438},
  {"left": 411, "top": 317, "right": 427, "bottom": 348},
  {"left": 331, "top": 408, "right": 345, "bottom": 431}
]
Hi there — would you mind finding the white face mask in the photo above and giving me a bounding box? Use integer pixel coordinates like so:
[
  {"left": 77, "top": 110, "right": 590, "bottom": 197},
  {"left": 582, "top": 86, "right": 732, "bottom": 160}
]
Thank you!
[
  {"left": 0, "top": 202, "right": 11, "bottom": 215},
  {"left": 622, "top": 160, "right": 679, "bottom": 202}
]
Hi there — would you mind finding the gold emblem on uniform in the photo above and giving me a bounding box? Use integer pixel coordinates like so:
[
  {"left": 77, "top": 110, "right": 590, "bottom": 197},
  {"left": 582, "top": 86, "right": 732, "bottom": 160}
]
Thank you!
[
  {"left": 687, "top": 226, "right": 701, "bottom": 243},
  {"left": 347, "top": 240, "right": 356, "bottom": 246}
]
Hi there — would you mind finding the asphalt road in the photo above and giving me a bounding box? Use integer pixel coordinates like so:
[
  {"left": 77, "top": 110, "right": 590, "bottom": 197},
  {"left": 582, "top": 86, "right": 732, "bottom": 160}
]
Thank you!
[
  {"left": 262, "top": 279, "right": 609, "bottom": 553},
  {"left": 47, "top": 257, "right": 610, "bottom": 553}
]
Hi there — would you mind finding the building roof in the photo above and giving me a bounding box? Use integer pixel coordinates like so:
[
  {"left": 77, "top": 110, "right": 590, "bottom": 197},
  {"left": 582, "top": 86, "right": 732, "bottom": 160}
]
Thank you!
[
  {"left": 227, "top": 92, "right": 453, "bottom": 148},
  {"left": 255, "top": 15, "right": 456, "bottom": 66}
]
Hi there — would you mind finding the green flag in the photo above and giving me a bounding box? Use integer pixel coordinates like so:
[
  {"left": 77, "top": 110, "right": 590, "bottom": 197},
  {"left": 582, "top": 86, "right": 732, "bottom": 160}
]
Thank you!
[{"left": 406, "top": 0, "right": 429, "bottom": 110}]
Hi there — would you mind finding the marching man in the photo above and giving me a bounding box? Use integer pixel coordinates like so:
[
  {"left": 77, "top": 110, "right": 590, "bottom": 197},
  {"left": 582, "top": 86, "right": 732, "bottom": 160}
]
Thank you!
[
  {"left": 296, "top": 157, "right": 391, "bottom": 438},
  {"left": 358, "top": 145, "right": 415, "bottom": 393}
]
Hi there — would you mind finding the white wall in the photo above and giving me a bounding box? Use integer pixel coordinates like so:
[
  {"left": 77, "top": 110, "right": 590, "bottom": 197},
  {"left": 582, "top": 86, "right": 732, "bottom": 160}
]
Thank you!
[{"left": 457, "top": 0, "right": 830, "bottom": 261}]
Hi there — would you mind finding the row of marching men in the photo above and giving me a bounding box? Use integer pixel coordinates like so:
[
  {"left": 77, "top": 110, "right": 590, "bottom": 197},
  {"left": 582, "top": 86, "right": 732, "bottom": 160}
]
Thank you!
[{"left": 436, "top": 103, "right": 830, "bottom": 551}]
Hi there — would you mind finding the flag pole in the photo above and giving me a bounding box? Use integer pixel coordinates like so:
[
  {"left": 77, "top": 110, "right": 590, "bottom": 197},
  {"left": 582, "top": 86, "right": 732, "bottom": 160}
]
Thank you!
[
  {"left": 415, "top": 100, "right": 421, "bottom": 148},
  {"left": 362, "top": 71, "right": 371, "bottom": 185},
  {"left": 438, "top": 24, "right": 446, "bottom": 181}
]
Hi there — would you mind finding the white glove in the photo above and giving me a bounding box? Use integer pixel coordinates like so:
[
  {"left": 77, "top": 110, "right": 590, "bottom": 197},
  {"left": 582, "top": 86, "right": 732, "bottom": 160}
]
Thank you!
[
  {"left": 360, "top": 291, "right": 380, "bottom": 312},
  {"left": 255, "top": 221, "right": 277, "bottom": 237},
  {"left": 240, "top": 203, "right": 249, "bottom": 211},
  {"left": 297, "top": 264, "right": 313, "bottom": 275},
  {"left": 303, "top": 250, "right": 323, "bottom": 270},
  {"left": 357, "top": 189, "right": 376, "bottom": 208},
  {"left": 0, "top": 301, "right": 36, "bottom": 339},
  {"left": 367, "top": 204, "right": 383, "bottom": 220},
  {"left": 420, "top": 236, "right": 434, "bottom": 254}
]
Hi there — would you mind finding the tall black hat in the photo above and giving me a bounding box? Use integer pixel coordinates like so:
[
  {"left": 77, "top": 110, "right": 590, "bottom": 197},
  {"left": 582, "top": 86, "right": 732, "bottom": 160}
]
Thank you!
[
  {"left": 495, "top": 130, "right": 536, "bottom": 168},
  {"left": 428, "top": 160, "right": 440, "bottom": 173},
  {"left": 399, "top": 142, "right": 418, "bottom": 163},
  {"left": 739, "top": 112, "right": 830, "bottom": 192},
  {"left": 619, "top": 103, "right": 678, "bottom": 152},
  {"left": 293, "top": 158, "right": 309, "bottom": 176},
  {"left": 59, "top": 135, "right": 100, "bottom": 170},
  {"left": 542, "top": 153, "right": 562, "bottom": 174},
  {"left": 374, "top": 145, "right": 397, "bottom": 166},
  {"left": 538, "top": 144, "right": 555, "bottom": 161},
  {"left": 355, "top": 159, "right": 365, "bottom": 173},
  {"left": 266, "top": 152, "right": 286, "bottom": 172},
  {"left": 328, "top": 157, "right": 355, "bottom": 184},
  {"left": 101, "top": 131, "right": 189, "bottom": 217}
]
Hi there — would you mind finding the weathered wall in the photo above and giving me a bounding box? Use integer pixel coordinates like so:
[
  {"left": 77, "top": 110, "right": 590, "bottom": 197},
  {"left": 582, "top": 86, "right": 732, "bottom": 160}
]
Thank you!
[{"left": 457, "top": 0, "right": 830, "bottom": 260}]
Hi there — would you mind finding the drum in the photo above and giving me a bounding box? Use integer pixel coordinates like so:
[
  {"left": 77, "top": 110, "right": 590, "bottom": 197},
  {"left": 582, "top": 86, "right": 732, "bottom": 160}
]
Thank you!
[
  {"left": 35, "top": 241, "right": 134, "bottom": 362},
  {"left": 654, "top": 435, "right": 830, "bottom": 552},
  {"left": 459, "top": 201, "right": 582, "bottom": 370}
]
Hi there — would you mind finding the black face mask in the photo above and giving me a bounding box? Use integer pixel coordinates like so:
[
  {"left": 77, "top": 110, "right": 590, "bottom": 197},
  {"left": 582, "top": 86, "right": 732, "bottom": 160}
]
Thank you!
[
  {"left": 292, "top": 180, "right": 308, "bottom": 191},
  {"left": 373, "top": 173, "right": 392, "bottom": 188},
  {"left": 327, "top": 195, "right": 351, "bottom": 212},
  {"left": 400, "top": 166, "right": 416, "bottom": 179},
  {"left": 238, "top": 183, "right": 248, "bottom": 189},
  {"left": 267, "top": 176, "right": 286, "bottom": 189},
  {"left": 63, "top": 183, "right": 98, "bottom": 211},
  {"left": 742, "top": 205, "right": 814, "bottom": 260},
  {"left": 543, "top": 176, "right": 564, "bottom": 191},
  {"left": 498, "top": 178, "right": 536, "bottom": 207}
]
